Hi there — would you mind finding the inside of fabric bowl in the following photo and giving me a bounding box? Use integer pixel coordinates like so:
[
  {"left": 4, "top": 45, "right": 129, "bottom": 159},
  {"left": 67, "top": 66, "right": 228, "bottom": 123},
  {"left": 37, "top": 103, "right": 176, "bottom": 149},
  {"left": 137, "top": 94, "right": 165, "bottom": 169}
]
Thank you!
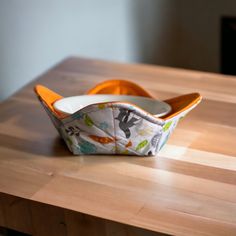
[
  {"left": 53, "top": 94, "right": 172, "bottom": 117},
  {"left": 35, "top": 80, "right": 201, "bottom": 121},
  {"left": 87, "top": 79, "right": 153, "bottom": 97}
]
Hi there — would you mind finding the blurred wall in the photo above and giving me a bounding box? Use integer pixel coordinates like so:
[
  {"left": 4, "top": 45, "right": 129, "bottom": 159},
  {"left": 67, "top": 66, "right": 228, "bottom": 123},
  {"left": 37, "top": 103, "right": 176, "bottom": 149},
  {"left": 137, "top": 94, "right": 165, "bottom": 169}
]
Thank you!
[
  {"left": 176, "top": 0, "right": 236, "bottom": 72},
  {"left": 132, "top": 0, "right": 236, "bottom": 72},
  {"left": 130, "top": 0, "right": 179, "bottom": 67},
  {"left": 1, "top": 0, "right": 236, "bottom": 101},
  {"left": 0, "top": 0, "right": 133, "bottom": 100}
]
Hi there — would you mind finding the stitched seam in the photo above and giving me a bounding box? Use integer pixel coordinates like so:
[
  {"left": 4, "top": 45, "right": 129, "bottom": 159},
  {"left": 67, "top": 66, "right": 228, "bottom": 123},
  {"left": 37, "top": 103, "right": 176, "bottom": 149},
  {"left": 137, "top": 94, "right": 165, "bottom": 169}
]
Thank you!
[
  {"left": 110, "top": 105, "right": 142, "bottom": 156},
  {"left": 111, "top": 105, "right": 117, "bottom": 154},
  {"left": 63, "top": 107, "right": 117, "bottom": 153},
  {"left": 62, "top": 106, "right": 111, "bottom": 125}
]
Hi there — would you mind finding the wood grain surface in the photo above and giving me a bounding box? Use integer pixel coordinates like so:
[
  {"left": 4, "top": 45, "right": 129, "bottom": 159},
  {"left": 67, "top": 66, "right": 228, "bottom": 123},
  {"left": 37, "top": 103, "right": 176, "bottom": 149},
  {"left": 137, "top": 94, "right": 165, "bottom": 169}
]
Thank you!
[{"left": 0, "top": 57, "right": 236, "bottom": 236}]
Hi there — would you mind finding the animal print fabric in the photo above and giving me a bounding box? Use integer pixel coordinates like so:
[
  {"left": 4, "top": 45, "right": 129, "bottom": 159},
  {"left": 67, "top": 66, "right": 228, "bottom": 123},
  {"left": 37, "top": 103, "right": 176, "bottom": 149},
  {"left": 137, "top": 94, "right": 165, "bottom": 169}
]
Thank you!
[{"left": 40, "top": 100, "right": 197, "bottom": 156}]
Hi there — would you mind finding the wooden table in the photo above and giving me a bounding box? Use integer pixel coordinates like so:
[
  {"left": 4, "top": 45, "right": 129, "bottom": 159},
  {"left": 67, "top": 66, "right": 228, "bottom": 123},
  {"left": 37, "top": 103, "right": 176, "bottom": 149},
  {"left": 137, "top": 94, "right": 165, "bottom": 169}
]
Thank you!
[{"left": 0, "top": 57, "right": 236, "bottom": 236}]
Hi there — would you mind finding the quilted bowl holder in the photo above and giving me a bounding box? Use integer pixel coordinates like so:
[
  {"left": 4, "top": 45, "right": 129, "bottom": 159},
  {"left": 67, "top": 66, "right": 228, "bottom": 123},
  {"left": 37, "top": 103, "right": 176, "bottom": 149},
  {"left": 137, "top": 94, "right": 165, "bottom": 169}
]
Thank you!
[{"left": 34, "top": 80, "right": 202, "bottom": 156}]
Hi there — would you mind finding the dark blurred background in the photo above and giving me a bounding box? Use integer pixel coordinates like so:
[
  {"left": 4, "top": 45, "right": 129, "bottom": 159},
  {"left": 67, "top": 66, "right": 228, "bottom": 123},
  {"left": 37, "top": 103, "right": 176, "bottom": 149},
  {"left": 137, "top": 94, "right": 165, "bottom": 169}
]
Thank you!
[{"left": 1, "top": 0, "right": 236, "bottom": 101}]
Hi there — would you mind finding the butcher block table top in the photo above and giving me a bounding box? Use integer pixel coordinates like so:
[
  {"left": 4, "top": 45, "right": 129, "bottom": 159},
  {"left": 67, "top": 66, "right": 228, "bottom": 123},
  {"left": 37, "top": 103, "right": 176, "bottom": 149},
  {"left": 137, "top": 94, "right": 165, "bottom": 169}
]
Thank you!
[{"left": 0, "top": 57, "right": 236, "bottom": 236}]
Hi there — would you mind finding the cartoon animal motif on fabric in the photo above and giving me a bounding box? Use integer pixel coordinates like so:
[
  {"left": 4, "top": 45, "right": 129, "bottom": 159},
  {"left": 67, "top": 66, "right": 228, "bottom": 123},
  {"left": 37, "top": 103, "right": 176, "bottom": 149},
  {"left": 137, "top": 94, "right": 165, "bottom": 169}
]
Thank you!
[
  {"left": 65, "top": 126, "right": 80, "bottom": 136},
  {"left": 34, "top": 82, "right": 202, "bottom": 156},
  {"left": 115, "top": 108, "right": 139, "bottom": 138}
]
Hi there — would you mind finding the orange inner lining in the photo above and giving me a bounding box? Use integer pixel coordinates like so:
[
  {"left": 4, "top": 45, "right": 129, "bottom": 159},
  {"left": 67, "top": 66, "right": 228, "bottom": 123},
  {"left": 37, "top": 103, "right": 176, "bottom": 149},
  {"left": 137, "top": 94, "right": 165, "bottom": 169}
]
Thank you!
[
  {"left": 34, "top": 85, "right": 63, "bottom": 115},
  {"left": 34, "top": 80, "right": 201, "bottom": 120},
  {"left": 162, "top": 93, "right": 201, "bottom": 120},
  {"left": 87, "top": 79, "right": 153, "bottom": 98}
]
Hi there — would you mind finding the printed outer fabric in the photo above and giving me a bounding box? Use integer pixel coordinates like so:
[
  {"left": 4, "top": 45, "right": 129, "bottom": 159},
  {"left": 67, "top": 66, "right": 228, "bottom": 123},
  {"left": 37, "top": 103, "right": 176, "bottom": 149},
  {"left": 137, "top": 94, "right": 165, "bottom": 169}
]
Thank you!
[{"left": 35, "top": 80, "right": 202, "bottom": 156}]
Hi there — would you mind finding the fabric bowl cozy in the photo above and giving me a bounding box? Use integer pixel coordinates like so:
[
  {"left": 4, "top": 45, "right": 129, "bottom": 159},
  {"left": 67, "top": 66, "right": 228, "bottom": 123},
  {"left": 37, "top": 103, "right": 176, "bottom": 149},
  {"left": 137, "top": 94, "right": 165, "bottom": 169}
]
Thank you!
[{"left": 34, "top": 79, "right": 202, "bottom": 156}]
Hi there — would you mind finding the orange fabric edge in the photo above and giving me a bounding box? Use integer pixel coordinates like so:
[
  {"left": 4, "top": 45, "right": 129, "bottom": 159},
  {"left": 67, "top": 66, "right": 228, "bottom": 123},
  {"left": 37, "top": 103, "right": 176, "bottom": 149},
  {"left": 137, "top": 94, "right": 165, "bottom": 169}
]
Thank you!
[
  {"left": 86, "top": 79, "right": 153, "bottom": 98},
  {"left": 34, "top": 85, "right": 63, "bottom": 116},
  {"left": 87, "top": 79, "right": 201, "bottom": 120},
  {"left": 34, "top": 83, "right": 202, "bottom": 122},
  {"left": 162, "top": 93, "right": 202, "bottom": 120}
]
